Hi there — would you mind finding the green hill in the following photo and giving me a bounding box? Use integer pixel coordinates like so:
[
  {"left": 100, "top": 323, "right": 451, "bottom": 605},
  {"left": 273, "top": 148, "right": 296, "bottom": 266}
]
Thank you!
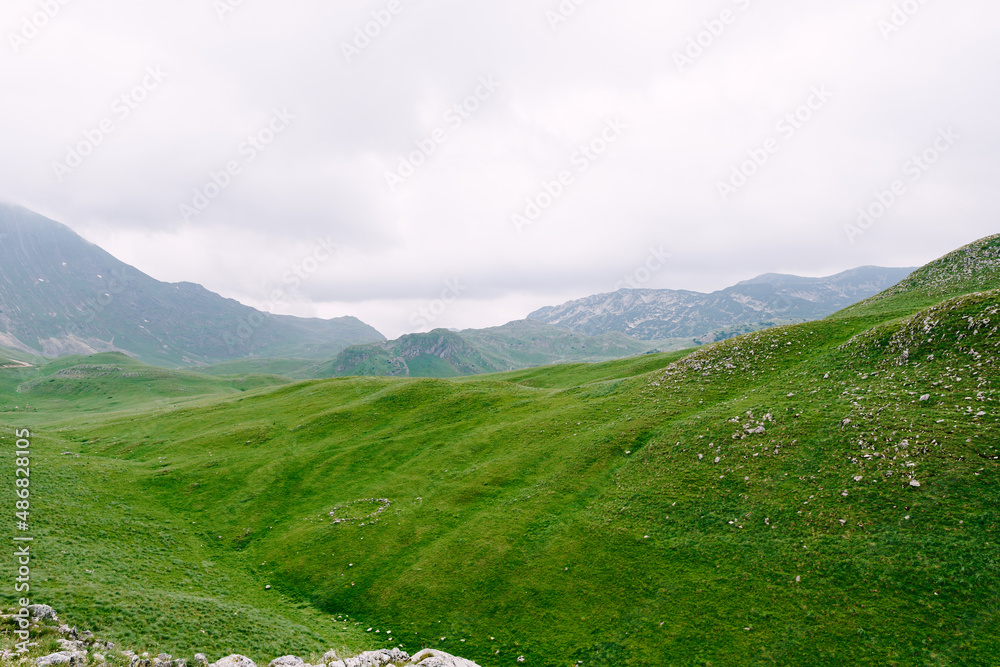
[
  {"left": 1, "top": 235, "right": 998, "bottom": 666},
  {"left": 0, "top": 351, "right": 291, "bottom": 416}
]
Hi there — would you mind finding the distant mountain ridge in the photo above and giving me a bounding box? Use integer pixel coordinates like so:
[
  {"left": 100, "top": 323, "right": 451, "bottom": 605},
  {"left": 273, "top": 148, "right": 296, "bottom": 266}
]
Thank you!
[
  {"left": 0, "top": 204, "right": 385, "bottom": 366},
  {"left": 316, "top": 320, "right": 673, "bottom": 378},
  {"left": 527, "top": 266, "right": 917, "bottom": 341}
]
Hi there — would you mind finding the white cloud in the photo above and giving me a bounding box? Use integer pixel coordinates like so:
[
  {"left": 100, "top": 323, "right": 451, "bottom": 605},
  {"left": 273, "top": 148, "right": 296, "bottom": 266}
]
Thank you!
[{"left": 2, "top": 0, "right": 998, "bottom": 340}]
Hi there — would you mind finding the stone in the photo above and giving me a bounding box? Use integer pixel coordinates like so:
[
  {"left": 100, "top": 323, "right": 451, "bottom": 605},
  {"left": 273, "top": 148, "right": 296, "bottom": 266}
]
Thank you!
[
  {"left": 36, "top": 652, "right": 87, "bottom": 667},
  {"left": 269, "top": 658, "right": 306, "bottom": 667},
  {"left": 58, "top": 639, "right": 86, "bottom": 652},
  {"left": 193, "top": 655, "right": 209, "bottom": 666},
  {"left": 910, "top": 480, "right": 921, "bottom": 487},
  {"left": 328, "top": 649, "right": 410, "bottom": 667},
  {"left": 920, "top": 394, "right": 931, "bottom": 401},
  {"left": 212, "top": 656, "right": 257, "bottom": 667},
  {"left": 321, "top": 651, "right": 341, "bottom": 664},
  {"left": 28, "top": 604, "right": 58, "bottom": 620},
  {"left": 408, "top": 649, "right": 481, "bottom": 666}
]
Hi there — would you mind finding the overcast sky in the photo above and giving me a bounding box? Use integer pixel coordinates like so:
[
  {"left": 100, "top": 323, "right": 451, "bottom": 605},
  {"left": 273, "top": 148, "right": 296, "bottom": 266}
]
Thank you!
[{"left": 1, "top": 0, "right": 998, "bottom": 338}]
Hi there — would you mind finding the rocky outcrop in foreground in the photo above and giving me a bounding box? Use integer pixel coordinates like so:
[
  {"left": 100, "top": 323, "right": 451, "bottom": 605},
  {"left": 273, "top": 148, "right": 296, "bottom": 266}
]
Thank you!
[{"left": 0, "top": 606, "right": 480, "bottom": 667}]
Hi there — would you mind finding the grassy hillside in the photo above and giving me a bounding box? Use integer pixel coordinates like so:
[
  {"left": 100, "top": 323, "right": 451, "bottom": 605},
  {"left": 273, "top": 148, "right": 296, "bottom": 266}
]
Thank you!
[
  {"left": 0, "top": 352, "right": 290, "bottom": 417},
  {"left": 193, "top": 358, "right": 321, "bottom": 380},
  {"left": 1, "top": 237, "right": 998, "bottom": 666}
]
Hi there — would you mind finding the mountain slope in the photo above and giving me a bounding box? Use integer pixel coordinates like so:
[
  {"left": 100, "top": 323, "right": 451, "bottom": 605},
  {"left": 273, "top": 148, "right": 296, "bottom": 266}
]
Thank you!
[
  {"left": 316, "top": 320, "right": 677, "bottom": 378},
  {"left": 528, "top": 265, "right": 916, "bottom": 341},
  {"left": 3, "top": 235, "right": 997, "bottom": 666},
  {"left": 0, "top": 204, "right": 385, "bottom": 366}
]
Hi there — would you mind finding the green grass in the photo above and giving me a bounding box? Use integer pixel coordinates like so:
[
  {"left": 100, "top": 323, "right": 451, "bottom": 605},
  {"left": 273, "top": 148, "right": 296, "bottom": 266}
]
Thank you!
[{"left": 0, "top": 239, "right": 998, "bottom": 666}]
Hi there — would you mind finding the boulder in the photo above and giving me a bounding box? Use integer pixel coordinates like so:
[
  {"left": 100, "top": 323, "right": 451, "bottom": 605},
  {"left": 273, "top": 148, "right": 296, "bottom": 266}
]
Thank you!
[
  {"left": 212, "top": 656, "right": 257, "bottom": 667},
  {"left": 269, "top": 658, "right": 306, "bottom": 667},
  {"left": 28, "top": 604, "right": 58, "bottom": 620},
  {"left": 58, "top": 639, "right": 86, "bottom": 652},
  {"left": 328, "top": 649, "right": 410, "bottom": 667},
  {"left": 408, "top": 650, "right": 481, "bottom": 667},
  {"left": 36, "top": 652, "right": 87, "bottom": 667}
]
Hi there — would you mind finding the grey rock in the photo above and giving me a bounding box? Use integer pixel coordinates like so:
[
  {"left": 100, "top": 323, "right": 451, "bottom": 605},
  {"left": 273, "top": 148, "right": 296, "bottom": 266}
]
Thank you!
[
  {"left": 212, "top": 656, "right": 257, "bottom": 667},
  {"left": 920, "top": 394, "right": 931, "bottom": 401},
  {"left": 327, "top": 649, "right": 410, "bottom": 667},
  {"left": 321, "top": 651, "right": 341, "bottom": 664},
  {"left": 193, "top": 654, "right": 209, "bottom": 666},
  {"left": 28, "top": 604, "right": 58, "bottom": 620},
  {"left": 36, "top": 651, "right": 87, "bottom": 667},
  {"left": 408, "top": 650, "right": 481, "bottom": 667},
  {"left": 270, "top": 658, "right": 306, "bottom": 667},
  {"left": 57, "top": 639, "right": 86, "bottom": 652}
]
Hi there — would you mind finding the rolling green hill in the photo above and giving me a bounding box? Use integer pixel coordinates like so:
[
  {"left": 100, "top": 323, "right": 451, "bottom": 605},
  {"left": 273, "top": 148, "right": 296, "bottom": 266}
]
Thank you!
[{"left": 1, "top": 235, "right": 998, "bottom": 666}]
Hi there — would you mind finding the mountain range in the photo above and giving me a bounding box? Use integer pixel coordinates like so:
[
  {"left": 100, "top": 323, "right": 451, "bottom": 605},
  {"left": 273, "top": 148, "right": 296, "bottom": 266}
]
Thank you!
[
  {"left": 1, "top": 203, "right": 916, "bottom": 375},
  {"left": 527, "top": 266, "right": 916, "bottom": 342}
]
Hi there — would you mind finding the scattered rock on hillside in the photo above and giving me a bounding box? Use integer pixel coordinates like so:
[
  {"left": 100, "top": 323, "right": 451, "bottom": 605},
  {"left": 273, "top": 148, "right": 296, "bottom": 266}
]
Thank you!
[{"left": 13, "top": 606, "right": 479, "bottom": 667}]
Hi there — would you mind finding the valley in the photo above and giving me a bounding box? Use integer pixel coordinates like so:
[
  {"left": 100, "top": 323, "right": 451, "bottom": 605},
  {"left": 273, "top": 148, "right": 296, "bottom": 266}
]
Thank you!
[{"left": 1, "top": 235, "right": 998, "bottom": 666}]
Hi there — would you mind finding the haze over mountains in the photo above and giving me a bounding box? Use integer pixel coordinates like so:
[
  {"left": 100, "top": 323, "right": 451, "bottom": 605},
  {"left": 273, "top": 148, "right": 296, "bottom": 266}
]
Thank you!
[{"left": 2, "top": 204, "right": 915, "bottom": 375}]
